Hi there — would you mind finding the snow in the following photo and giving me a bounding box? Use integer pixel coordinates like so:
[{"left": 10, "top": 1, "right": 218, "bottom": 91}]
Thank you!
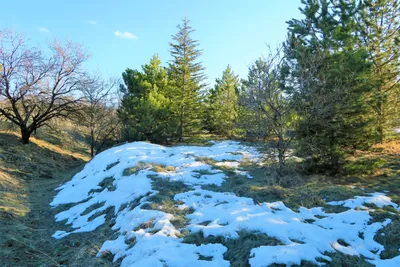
[
  {"left": 51, "top": 141, "right": 399, "bottom": 266},
  {"left": 99, "top": 233, "right": 229, "bottom": 267},
  {"left": 98, "top": 204, "right": 229, "bottom": 266},
  {"left": 369, "top": 255, "right": 400, "bottom": 267},
  {"left": 327, "top": 192, "right": 400, "bottom": 211},
  {"left": 51, "top": 141, "right": 259, "bottom": 238},
  {"left": 215, "top": 161, "right": 240, "bottom": 168},
  {"left": 250, "top": 243, "right": 330, "bottom": 266},
  {"left": 175, "top": 188, "right": 395, "bottom": 265}
]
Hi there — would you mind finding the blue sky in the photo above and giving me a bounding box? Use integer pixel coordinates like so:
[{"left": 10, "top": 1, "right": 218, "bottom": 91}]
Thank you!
[{"left": 2, "top": 0, "right": 302, "bottom": 85}]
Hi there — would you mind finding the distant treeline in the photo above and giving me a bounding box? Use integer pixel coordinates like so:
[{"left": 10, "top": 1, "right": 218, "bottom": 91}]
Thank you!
[{"left": 1, "top": 0, "right": 399, "bottom": 173}]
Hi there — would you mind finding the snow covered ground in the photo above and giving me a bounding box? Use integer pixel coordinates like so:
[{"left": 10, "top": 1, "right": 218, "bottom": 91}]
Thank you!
[{"left": 51, "top": 141, "right": 400, "bottom": 266}]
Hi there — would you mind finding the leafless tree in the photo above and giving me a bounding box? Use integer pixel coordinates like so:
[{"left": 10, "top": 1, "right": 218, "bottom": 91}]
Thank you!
[
  {"left": 241, "top": 47, "right": 294, "bottom": 176},
  {"left": 79, "top": 75, "right": 121, "bottom": 157},
  {"left": 0, "top": 29, "right": 89, "bottom": 144}
]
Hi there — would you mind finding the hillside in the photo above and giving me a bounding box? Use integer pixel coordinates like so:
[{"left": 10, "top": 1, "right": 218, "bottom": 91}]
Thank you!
[
  {"left": 0, "top": 132, "right": 115, "bottom": 266},
  {"left": 1, "top": 131, "right": 400, "bottom": 266}
]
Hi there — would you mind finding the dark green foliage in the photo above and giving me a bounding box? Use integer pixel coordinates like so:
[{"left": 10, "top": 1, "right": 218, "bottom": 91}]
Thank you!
[
  {"left": 238, "top": 59, "right": 271, "bottom": 141},
  {"left": 207, "top": 65, "right": 240, "bottom": 137},
  {"left": 284, "top": 0, "right": 375, "bottom": 171},
  {"left": 169, "top": 17, "right": 207, "bottom": 141},
  {"left": 118, "top": 54, "right": 177, "bottom": 143},
  {"left": 343, "top": 158, "right": 386, "bottom": 175},
  {"left": 357, "top": 0, "right": 400, "bottom": 142}
]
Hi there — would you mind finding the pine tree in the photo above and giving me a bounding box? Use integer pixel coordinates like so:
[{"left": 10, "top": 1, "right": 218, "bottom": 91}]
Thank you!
[
  {"left": 208, "top": 65, "right": 240, "bottom": 137},
  {"left": 118, "top": 54, "right": 176, "bottom": 143},
  {"left": 169, "top": 17, "right": 206, "bottom": 141},
  {"left": 238, "top": 59, "right": 272, "bottom": 141},
  {"left": 284, "top": 0, "right": 374, "bottom": 170},
  {"left": 357, "top": 0, "right": 400, "bottom": 142}
]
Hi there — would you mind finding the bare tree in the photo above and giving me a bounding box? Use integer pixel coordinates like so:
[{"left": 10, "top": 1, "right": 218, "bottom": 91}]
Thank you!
[
  {"left": 79, "top": 75, "right": 121, "bottom": 157},
  {"left": 241, "top": 47, "right": 294, "bottom": 176},
  {"left": 0, "top": 29, "right": 88, "bottom": 144}
]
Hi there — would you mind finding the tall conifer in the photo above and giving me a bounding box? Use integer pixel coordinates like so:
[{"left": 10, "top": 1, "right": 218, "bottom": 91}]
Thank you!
[{"left": 169, "top": 17, "right": 206, "bottom": 141}]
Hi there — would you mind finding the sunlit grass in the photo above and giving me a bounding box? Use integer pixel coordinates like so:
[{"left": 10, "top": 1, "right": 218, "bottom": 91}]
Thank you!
[
  {"left": 0, "top": 170, "right": 29, "bottom": 217},
  {"left": 0, "top": 131, "right": 90, "bottom": 161}
]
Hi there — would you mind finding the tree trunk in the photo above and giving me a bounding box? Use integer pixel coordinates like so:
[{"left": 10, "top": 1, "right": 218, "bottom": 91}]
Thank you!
[
  {"left": 20, "top": 127, "right": 31, "bottom": 144},
  {"left": 377, "top": 124, "right": 383, "bottom": 144},
  {"left": 377, "top": 102, "right": 384, "bottom": 144},
  {"left": 90, "top": 128, "right": 95, "bottom": 158},
  {"left": 178, "top": 119, "right": 183, "bottom": 142},
  {"left": 178, "top": 103, "right": 184, "bottom": 142},
  {"left": 329, "top": 126, "right": 338, "bottom": 169},
  {"left": 277, "top": 137, "right": 285, "bottom": 172}
]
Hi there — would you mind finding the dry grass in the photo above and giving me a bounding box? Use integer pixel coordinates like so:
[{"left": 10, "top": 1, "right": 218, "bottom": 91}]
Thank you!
[
  {"left": 0, "top": 170, "right": 29, "bottom": 217},
  {"left": 0, "top": 131, "right": 115, "bottom": 267},
  {"left": 29, "top": 135, "right": 90, "bottom": 161},
  {"left": 1, "top": 128, "right": 399, "bottom": 266},
  {"left": 152, "top": 164, "right": 176, "bottom": 173},
  {"left": 373, "top": 140, "right": 400, "bottom": 155},
  {"left": 183, "top": 231, "right": 283, "bottom": 266},
  {"left": 122, "top": 162, "right": 153, "bottom": 176},
  {"left": 0, "top": 131, "right": 90, "bottom": 161},
  {"left": 0, "top": 132, "right": 89, "bottom": 219}
]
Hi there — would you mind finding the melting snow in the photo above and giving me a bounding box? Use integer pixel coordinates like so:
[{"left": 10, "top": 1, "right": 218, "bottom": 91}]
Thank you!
[
  {"left": 51, "top": 141, "right": 399, "bottom": 266},
  {"left": 327, "top": 192, "right": 400, "bottom": 211},
  {"left": 175, "top": 188, "right": 394, "bottom": 266}
]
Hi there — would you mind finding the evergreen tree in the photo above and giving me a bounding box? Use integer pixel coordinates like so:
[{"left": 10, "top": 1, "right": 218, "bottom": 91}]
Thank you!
[
  {"left": 118, "top": 54, "right": 176, "bottom": 143},
  {"left": 238, "top": 60, "right": 271, "bottom": 141},
  {"left": 284, "top": 0, "right": 374, "bottom": 170},
  {"left": 357, "top": 0, "right": 400, "bottom": 142},
  {"left": 169, "top": 17, "right": 206, "bottom": 141},
  {"left": 208, "top": 65, "right": 240, "bottom": 137}
]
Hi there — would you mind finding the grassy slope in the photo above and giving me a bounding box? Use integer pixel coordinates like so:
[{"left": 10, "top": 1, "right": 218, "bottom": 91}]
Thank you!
[
  {"left": 0, "top": 132, "right": 118, "bottom": 267},
  {"left": 1, "top": 130, "right": 399, "bottom": 266}
]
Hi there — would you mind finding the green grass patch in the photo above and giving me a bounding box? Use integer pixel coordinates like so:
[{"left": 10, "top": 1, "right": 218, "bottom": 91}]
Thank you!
[
  {"left": 344, "top": 158, "right": 387, "bottom": 175},
  {"left": 105, "top": 161, "right": 119, "bottom": 171}
]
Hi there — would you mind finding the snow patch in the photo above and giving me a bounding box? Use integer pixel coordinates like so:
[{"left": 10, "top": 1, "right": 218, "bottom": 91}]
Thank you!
[
  {"left": 175, "top": 188, "right": 397, "bottom": 265},
  {"left": 51, "top": 141, "right": 398, "bottom": 266},
  {"left": 327, "top": 192, "right": 400, "bottom": 211}
]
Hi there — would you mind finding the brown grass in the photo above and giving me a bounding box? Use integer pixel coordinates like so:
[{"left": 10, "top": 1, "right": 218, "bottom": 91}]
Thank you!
[
  {"left": 0, "top": 131, "right": 90, "bottom": 161},
  {"left": 0, "top": 131, "right": 108, "bottom": 267},
  {"left": 373, "top": 140, "right": 400, "bottom": 155}
]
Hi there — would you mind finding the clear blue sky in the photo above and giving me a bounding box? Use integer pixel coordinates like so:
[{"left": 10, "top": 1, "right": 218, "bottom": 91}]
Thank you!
[{"left": 2, "top": 0, "right": 301, "bottom": 85}]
